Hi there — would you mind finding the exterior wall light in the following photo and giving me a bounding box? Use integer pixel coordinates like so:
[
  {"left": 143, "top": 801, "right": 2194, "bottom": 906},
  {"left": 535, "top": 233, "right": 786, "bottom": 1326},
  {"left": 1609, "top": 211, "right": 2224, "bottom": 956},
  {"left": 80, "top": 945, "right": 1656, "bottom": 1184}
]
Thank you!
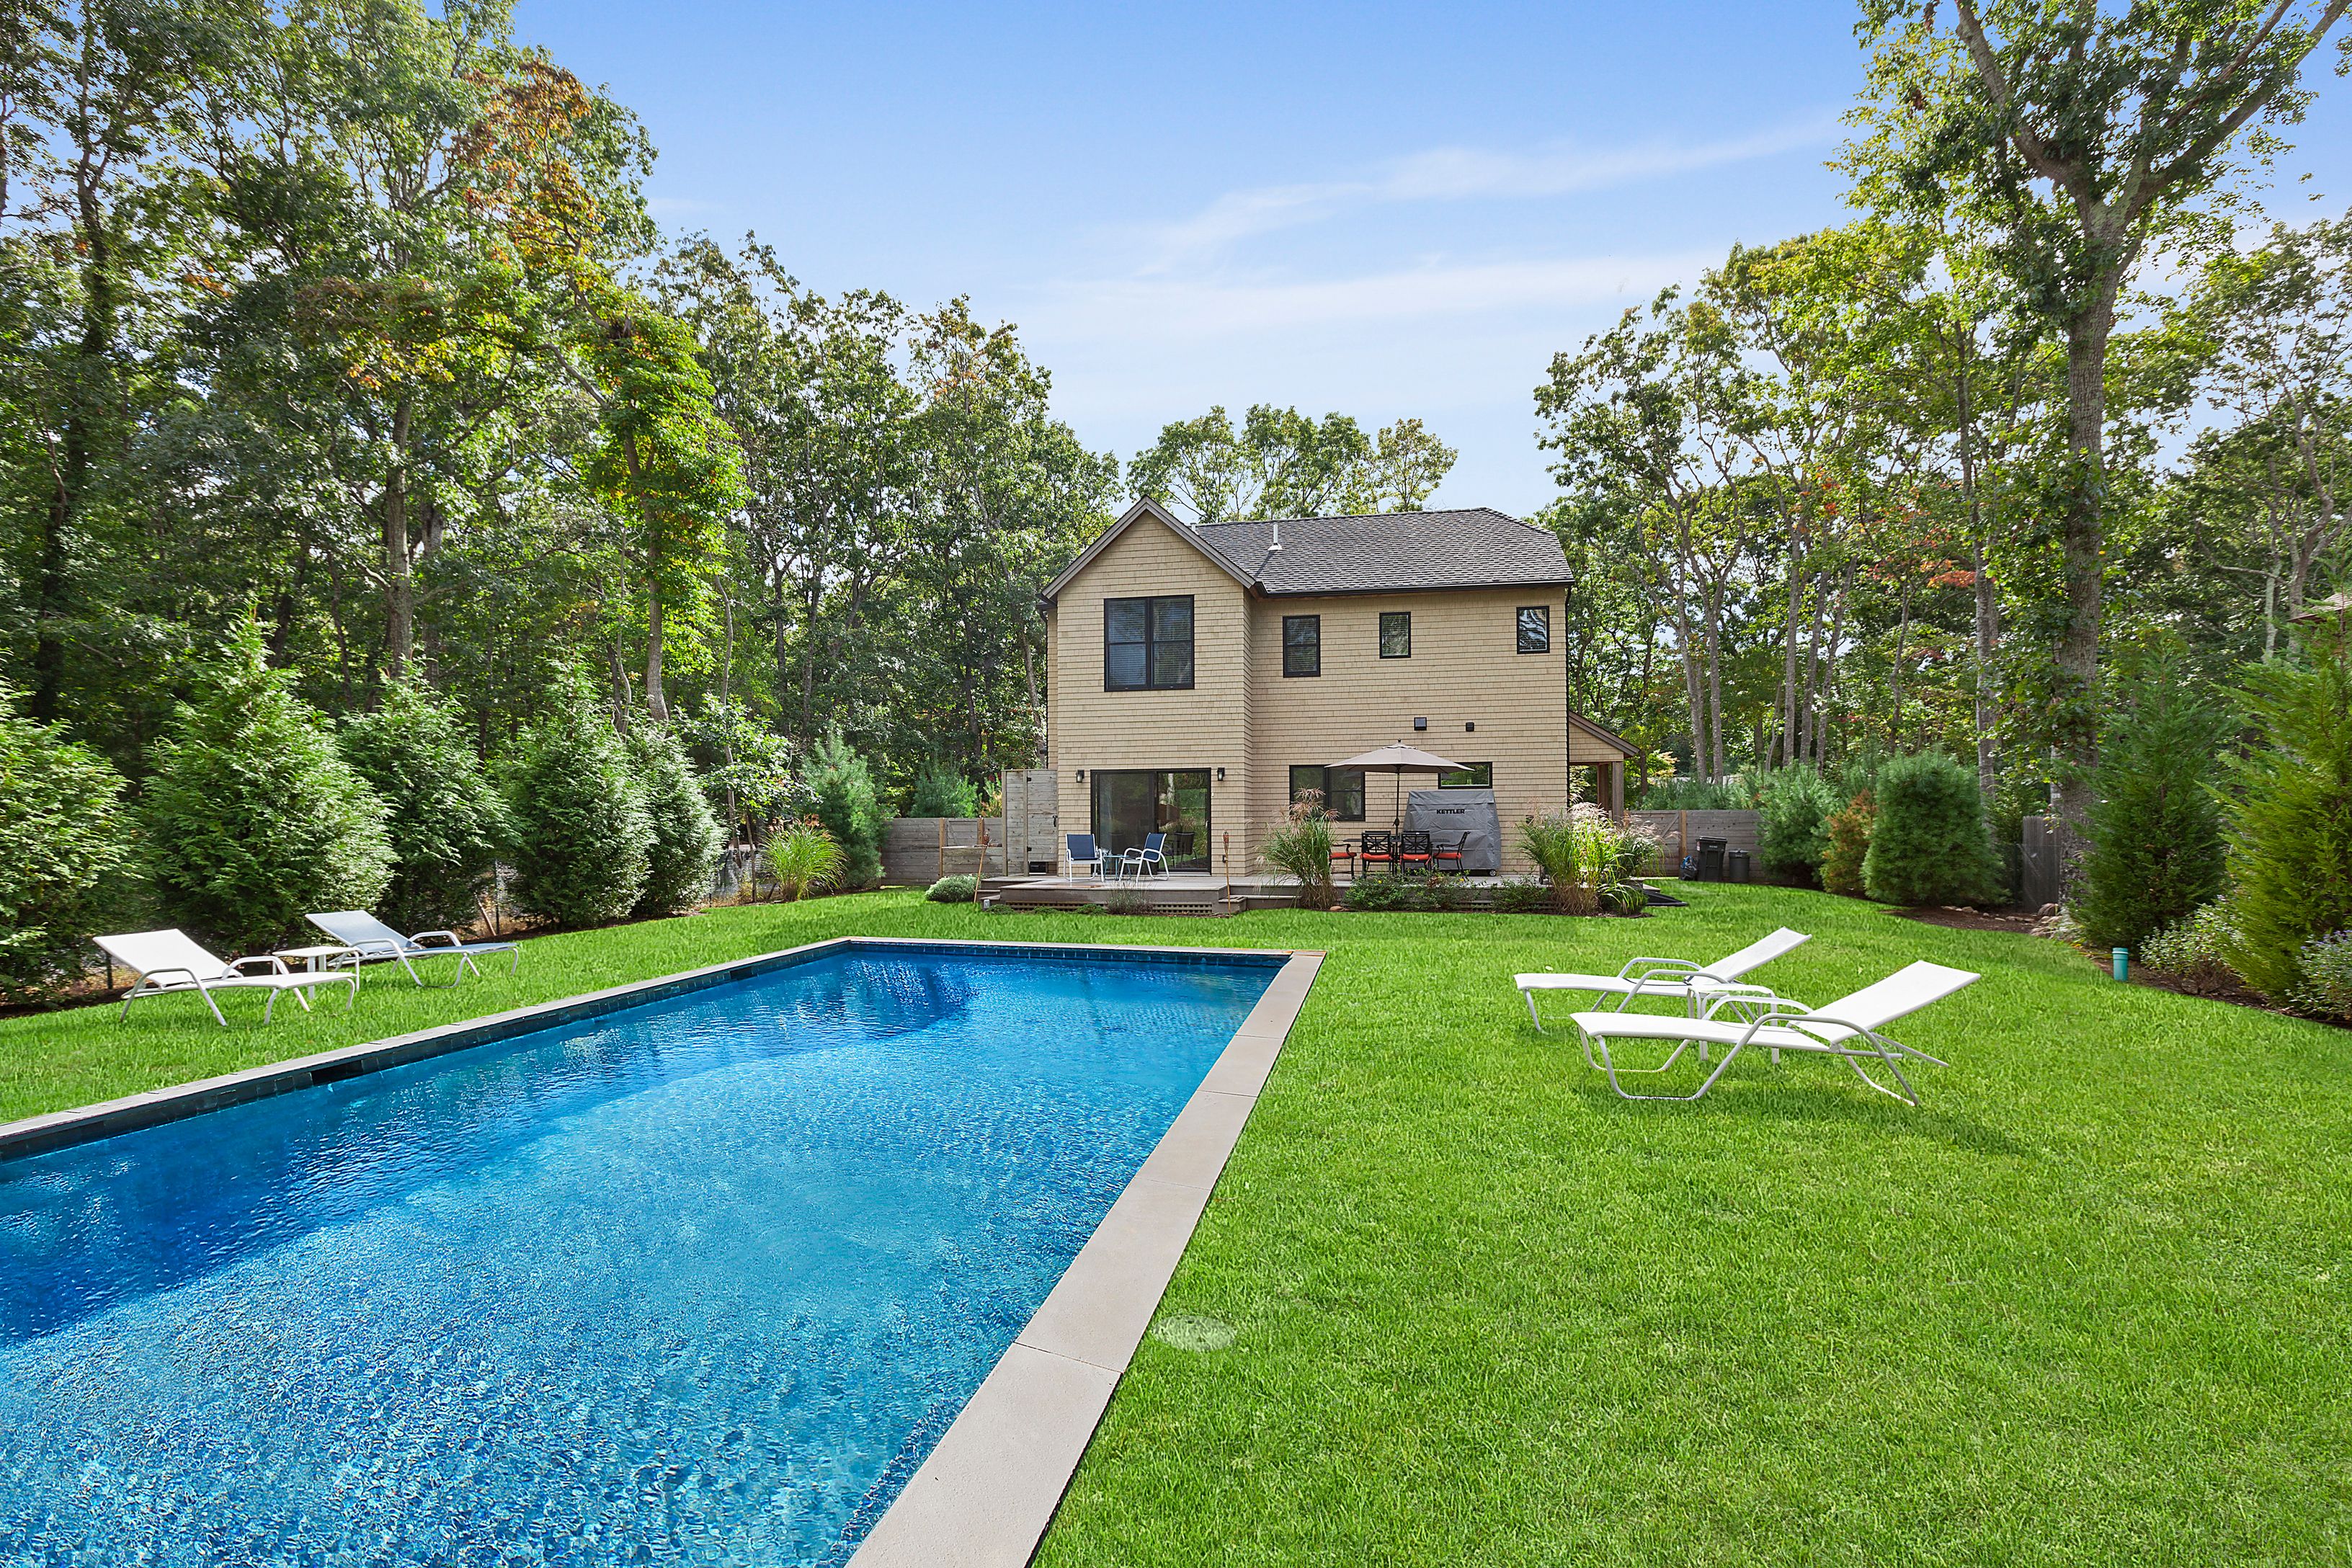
[
  {"left": 1215, "top": 767, "right": 1226, "bottom": 782},
  {"left": 1464, "top": 721, "right": 1475, "bottom": 732},
  {"left": 1074, "top": 768, "right": 1086, "bottom": 781},
  {"left": 1413, "top": 716, "right": 1427, "bottom": 731}
]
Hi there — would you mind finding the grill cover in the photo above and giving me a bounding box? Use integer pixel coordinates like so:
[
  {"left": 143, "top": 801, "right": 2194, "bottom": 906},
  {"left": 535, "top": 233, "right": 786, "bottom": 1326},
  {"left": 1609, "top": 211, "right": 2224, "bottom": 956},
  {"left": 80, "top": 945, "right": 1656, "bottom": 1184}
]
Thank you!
[{"left": 1405, "top": 789, "right": 1502, "bottom": 874}]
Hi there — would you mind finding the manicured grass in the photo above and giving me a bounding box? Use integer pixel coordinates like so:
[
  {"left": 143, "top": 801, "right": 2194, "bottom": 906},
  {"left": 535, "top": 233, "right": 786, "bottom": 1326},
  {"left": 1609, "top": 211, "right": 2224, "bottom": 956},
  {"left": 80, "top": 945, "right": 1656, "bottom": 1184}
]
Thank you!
[{"left": 5, "top": 887, "right": 2348, "bottom": 1562}]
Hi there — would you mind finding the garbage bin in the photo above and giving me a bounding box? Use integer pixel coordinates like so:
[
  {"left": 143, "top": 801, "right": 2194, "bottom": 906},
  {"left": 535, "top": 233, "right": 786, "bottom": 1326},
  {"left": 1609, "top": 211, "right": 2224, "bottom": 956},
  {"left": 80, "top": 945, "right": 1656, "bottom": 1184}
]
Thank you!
[
  {"left": 1726, "top": 847, "right": 1751, "bottom": 883},
  {"left": 1696, "top": 837, "right": 1727, "bottom": 882}
]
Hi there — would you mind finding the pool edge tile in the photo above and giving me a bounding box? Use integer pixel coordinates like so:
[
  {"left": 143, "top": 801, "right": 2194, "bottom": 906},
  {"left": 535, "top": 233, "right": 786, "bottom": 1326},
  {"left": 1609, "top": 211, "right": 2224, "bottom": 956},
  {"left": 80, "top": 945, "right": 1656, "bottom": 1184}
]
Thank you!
[{"left": 846, "top": 948, "right": 1322, "bottom": 1568}]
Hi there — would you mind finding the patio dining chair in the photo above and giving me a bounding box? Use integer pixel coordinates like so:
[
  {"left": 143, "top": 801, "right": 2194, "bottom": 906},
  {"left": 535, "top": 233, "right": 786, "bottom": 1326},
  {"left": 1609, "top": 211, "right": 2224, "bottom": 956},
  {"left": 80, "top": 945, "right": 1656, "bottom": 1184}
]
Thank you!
[
  {"left": 1358, "top": 829, "right": 1396, "bottom": 873},
  {"left": 1066, "top": 833, "right": 1107, "bottom": 883},
  {"left": 1136, "top": 831, "right": 1172, "bottom": 878},
  {"left": 1431, "top": 832, "right": 1467, "bottom": 873},
  {"left": 1329, "top": 835, "right": 1358, "bottom": 879},
  {"left": 1398, "top": 830, "right": 1434, "bottom": 871}
]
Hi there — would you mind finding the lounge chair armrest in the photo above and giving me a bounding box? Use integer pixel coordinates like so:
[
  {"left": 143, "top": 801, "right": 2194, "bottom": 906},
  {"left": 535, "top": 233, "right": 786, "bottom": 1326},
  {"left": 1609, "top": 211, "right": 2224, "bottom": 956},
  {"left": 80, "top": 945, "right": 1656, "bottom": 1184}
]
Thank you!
[
  {"left": 228, "top": 954, "right": 290, "bottom": 976},
  {"left": 1614, "top": 956, "right": 1701, "bottom": 981},
  {"left": 408, "top": 930, "right": 463, "bottom": 948},
  {"left": 134, "top": 965, "right": 203, "bottom": 986}
]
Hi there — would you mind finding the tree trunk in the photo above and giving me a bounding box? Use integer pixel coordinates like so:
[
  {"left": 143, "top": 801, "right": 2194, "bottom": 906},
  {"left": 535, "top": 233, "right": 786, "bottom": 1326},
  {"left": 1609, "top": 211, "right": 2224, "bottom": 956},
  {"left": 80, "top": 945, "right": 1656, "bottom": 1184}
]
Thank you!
[
  {"left": 643, "top": 579, "right": 669, "bottom": 725},
  {"left": 1973, "top": 544, "right": 2000, "bottom": 808},
  {"left": 1888, "top": 579, "right": 1914, "bottom": 748},
  {"left": 30, "top": 200, "right": 117, "bottom": 721},
  {"left": 2052, "top": 288, "right": 2118, "bottom": 844},
  {"left": 382, "top": 393, "right": 415, "bottom": 677},
  {"left": 1702, "top": 582, "right": 1727, "bottom": 781}
]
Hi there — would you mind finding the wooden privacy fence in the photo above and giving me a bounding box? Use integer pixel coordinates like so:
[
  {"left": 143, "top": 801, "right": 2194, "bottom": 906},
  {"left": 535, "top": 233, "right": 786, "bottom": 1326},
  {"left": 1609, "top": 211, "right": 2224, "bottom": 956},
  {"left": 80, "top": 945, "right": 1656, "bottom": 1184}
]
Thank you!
[
  {"left": 881, "top": 818, "right": 1010, "bottom": 886},
  {"left": 1624, "top": 809, "right": 1809, "bottom": 887}
]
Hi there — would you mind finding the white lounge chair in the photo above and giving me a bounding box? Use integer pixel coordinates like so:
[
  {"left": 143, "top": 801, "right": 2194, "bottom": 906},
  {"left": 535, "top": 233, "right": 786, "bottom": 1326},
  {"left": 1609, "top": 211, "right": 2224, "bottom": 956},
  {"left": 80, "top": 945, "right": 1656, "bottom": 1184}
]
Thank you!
[
  {"left": 94, "top": 929, "right": 359, "bottom": 1027},
  {"left": 1568, "top": 959, "right": 1981, "bottom": 1107},
  {"left": 306, "top": 910, "right": 520, "bottom": 987},
  {"left": 1516, "top": 927, "right": 1811, "bottom": 1030}
]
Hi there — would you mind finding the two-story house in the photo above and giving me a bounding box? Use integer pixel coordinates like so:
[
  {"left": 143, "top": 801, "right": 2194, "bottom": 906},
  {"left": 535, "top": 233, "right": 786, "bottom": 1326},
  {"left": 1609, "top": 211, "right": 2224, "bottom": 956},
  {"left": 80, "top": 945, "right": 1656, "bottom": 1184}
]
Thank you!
[{"left": 1038, "top": 499, "right": 1634, "bottom": 876}]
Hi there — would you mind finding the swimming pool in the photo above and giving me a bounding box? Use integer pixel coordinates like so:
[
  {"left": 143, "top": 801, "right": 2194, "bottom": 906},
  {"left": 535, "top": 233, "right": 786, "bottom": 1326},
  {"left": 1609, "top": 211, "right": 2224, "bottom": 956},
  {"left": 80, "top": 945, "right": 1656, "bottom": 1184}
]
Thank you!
[{"left": 0, "top": 940, "right": 1282, "bottom": 1566}]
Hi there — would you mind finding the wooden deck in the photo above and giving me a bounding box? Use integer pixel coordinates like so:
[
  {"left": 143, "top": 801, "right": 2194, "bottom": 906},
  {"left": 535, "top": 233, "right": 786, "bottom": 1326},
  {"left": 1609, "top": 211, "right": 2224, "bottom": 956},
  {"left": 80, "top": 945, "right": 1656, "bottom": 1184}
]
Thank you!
[{"left": 981, "top": 870, "right": 1519, "bottom": 914}]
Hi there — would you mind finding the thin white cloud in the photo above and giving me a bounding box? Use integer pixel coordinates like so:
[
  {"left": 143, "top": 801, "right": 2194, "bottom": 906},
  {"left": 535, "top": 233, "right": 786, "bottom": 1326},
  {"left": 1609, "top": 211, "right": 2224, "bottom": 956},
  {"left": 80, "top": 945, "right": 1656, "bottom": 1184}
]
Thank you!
[
  {"left": 1139, "top": 115, "right": 1840, "bottom": 264},
  {"left": 1035, "top": 251, "right": 1710, "bottom": 340}
]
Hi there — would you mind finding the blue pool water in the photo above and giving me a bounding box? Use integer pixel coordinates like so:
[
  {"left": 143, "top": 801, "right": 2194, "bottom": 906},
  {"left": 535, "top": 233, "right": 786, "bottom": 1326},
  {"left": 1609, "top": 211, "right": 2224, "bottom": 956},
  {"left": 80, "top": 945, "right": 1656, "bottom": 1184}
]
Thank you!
[{"left": 0, "top": 943, "right": 1276, "bottom": 1567}]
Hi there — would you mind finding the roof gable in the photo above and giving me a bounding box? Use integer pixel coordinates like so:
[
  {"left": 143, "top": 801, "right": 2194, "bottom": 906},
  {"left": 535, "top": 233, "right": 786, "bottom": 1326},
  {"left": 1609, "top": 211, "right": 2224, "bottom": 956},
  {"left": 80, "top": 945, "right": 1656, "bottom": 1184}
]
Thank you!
[{"left": 1041, "top": 498, "right": 1256, "bottom": 602}]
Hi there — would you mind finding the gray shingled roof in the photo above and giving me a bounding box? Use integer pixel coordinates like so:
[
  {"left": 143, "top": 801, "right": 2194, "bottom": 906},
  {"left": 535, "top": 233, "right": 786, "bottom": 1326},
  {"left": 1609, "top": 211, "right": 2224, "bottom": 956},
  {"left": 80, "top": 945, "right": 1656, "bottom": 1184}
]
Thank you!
[{"left": 1190, "top": 508, "right": 1569, "bottom": 595}]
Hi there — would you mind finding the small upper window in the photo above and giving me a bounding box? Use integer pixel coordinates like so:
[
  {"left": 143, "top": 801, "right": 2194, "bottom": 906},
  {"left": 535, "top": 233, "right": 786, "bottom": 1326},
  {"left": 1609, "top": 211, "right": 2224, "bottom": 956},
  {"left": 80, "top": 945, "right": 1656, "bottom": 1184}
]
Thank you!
[
  {"left": 1379, "top": 611, "right": 1412, "bottom": 659},
  {"left": 1105, "top": 595, "right": 1195, "bottom": 690},
  {"left": 1283, "top": 614, "right": 1321, "bottom": 677},
  {"left": 1516, "top": 605, "right": 1551, "bottom": 654},
  {"left": 1439, "top": 762, "right": 1493, "bottom": 789}
]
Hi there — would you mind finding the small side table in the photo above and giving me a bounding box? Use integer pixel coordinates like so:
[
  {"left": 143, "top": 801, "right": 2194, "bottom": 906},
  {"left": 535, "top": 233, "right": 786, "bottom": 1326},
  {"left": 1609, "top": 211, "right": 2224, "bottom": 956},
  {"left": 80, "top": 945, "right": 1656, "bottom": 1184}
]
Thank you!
[{"left": 274, "top": 943, "right": 360, "bottom": 976}]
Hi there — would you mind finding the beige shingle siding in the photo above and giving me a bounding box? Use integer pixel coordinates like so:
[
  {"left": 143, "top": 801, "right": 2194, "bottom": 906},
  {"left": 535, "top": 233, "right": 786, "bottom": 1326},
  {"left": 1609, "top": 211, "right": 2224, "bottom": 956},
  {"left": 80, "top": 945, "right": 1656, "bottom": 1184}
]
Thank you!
[
  {"left": 1048, "top": 514, "right": 1572, "bottom": 873},
  {"left": 1245, "top": 589, "right": 1567, "bottom": 872}
]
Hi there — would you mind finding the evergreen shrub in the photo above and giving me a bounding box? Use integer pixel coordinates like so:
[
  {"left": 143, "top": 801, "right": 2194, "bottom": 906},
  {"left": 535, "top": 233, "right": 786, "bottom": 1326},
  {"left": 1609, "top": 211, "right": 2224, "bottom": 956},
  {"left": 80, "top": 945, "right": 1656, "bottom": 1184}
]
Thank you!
[
  {"left": 339, "top": 681, "right": 506, "bottom": 933},
  {"left": 805, "top": 729, "right": 886, "bottom": 888},
  {"left": 2076, "top": 641, "right": 2231, "bottom": 953},
  {"left": 1820, "top": 788, "right": 1876, "bottom": 897},
  {"left": 2220, "top": 629, "right": 2352, "bottom": 1000},
  {"left": 0, "top": 682, "right": 135, "bottom": 1000},
  {"left": 2292, "top": 930, "right": 2352, "bottom": 1020},
  {"left": 907, "top": 762, "right": 978, "bottom": 819},
  {"left": 927, "top": 873, "right": 979, "bottom": 903},
  {"left": 629, "top": 724, "right": 723, "bottom": 917},
  {"left": 1758, "top": 765, "right": 1842, "bottom": 881},
  {"left": 144, "top": 624, "right": 392, "bottom": 952},
  {"left": 504, "top": 693, "right": 651, "bottom": 927},
  {"left": 1861, "top": 752, "right": 2002, "bottom": 907}
]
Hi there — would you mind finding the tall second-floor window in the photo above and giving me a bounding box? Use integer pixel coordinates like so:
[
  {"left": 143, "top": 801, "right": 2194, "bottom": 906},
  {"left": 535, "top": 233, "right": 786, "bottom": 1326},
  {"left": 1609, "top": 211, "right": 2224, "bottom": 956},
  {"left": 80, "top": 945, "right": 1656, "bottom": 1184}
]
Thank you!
[
  {"left": 1379, "top": 610, "right": 1412, "bottom": 658},
  {"left": 1283, "top": 615, "right": 1321, "bottom": 677},
  {"left": 1105, "top": 596, "right": 1194, "bottom": 690},
  {"left": 1516, "top": 605, "right": 1551, "bottom": 654}
]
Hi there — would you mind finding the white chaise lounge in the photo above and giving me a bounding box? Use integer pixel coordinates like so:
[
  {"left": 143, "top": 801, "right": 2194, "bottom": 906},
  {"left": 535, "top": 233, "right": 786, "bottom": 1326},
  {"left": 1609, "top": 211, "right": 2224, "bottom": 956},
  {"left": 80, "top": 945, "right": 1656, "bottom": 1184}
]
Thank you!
[
  {"left": 1568, "top": 959, "right": 1981, "bottom": 1107},
  {"left": 1516, "top": 927, "right": 1811, "bottom": 1030},
  {"left": 306, "top": 910, "right": 521, "bottom": 988},
  {"left": 94, "top": 928, "right": 359, "bottom": 1026}
]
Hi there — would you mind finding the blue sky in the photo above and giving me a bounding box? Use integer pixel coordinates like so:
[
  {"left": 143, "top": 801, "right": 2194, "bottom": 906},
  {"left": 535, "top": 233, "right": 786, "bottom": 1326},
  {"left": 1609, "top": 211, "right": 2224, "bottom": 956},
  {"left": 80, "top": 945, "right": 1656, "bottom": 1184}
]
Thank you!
[{"left": 517, "top": 1, "right": 2352, "bottom": 515}]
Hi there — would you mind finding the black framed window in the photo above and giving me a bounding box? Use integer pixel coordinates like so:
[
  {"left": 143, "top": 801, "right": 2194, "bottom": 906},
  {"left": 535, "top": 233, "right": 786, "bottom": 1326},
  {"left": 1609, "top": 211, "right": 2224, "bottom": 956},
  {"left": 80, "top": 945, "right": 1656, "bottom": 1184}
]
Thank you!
[
  {"left": 1516, "top": 605, "right": 1551, "bottom": 654},
  {"left": 1439, "top": 762, "right": 1493, "bottom": 789},
  {"left": 1288, "top": 765, "right": 1365, "bottom": 820},
  {"left": 1282, "top": 614, "right": 1321, "bottom": 677},
  {"left": 1379, "top": 610, "right": 1412, "bottom": 659},
  {"left": 1105, "top": 595, "right": 1194, "bottom": 690}
]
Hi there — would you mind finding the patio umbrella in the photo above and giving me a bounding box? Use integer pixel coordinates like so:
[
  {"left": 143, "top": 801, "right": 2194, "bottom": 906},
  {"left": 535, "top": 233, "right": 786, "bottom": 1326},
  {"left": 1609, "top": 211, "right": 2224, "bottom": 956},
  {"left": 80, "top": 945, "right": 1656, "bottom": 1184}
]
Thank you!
[{"left": 1331, "top": 741, "right": 1469, "bottom": 832}]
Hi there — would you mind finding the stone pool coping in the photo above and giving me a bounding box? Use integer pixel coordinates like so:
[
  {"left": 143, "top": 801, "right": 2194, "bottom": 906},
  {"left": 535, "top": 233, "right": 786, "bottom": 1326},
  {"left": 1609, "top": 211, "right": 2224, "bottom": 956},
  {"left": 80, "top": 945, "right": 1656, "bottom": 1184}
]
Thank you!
[
  {"left": 0, "top": 933, "right": 1326, "bottom": 1567},
  {"left": 847, "top": 945, "right": 1323, "bottom": 1568}
]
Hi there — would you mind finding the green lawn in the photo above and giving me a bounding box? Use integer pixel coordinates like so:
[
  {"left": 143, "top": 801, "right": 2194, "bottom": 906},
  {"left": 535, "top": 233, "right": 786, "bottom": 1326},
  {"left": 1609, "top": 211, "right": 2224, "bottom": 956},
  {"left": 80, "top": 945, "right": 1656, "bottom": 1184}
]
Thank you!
[{"left": 5, "top": 886, "right": 2348, "bottom": 1563}]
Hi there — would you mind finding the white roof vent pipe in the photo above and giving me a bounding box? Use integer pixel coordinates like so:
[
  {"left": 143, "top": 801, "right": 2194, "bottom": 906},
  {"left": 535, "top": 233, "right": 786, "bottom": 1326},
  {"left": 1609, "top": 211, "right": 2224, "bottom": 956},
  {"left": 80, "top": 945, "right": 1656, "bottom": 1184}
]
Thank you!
[{"left": 1269, "top": 520, "right": 1282, "bottom": 553}]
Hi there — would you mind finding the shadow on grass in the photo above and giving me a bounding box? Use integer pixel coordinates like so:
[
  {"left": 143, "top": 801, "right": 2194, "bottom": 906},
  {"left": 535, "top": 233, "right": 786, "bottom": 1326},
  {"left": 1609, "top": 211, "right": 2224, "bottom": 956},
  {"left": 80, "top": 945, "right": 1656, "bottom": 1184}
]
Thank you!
[{"left": 1562, "top": 1068, "right": 2035, "bottom": 1159}]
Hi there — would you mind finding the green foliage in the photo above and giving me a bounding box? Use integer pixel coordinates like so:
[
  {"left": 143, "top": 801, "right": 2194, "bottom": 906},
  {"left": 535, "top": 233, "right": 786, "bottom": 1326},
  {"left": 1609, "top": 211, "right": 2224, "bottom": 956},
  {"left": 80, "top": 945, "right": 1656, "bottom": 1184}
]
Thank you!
[
  {"left": 1492, "top": 879, "right": 1556, "bottom": 914},
  {"left": 143, "top": 625, "right": 393, "bottom": 953},
  {"left": 2220, "top": 633, "right": 2352, "bottom": 999},
  {"left": 2076, "top": 643, "right": 2232, "bottom": 953},
  {"left": 1821, "top": 789, "right": 1876, "bottom": 898},
  {"left": 2291, "top": 929, "right": 2352, "bottom": 1020},
  {"left": 504, "top": 693, "right": 651, "bottom": 927},
  {"left": 907, "top": 761, "right": 978, "bottom": 819},
  {"left": 1343, "top": 876, "right": 1412, "bottom": 912},
  {"left": 1635, "top": 776, "right": 1757, "bottom": 810},
  {"left": 1518, "top": 808, "right": 1650, "bottom": 915},
  {"left": 339, "top": 681, "right": 507, "bottom": 933},
  {"left": 1861, "top": 753, "right": 2002, "bottom": 908},
  {"left": 926, "top": 873, "right": 978, "bottom": 904},
  {"left": 1126, "top": 403, "right": 1457, "bottom": 522},
  {"left": 0, "top": 683, "right": 134, "bottom": 999},
  {"left": 1260, "top": 796, "right": 1337, "bottom": 909},
  {"left": 765, "top": 821, "right": 845, "bottom": 902},
  {"left": 2140, "top": 904, "right": 2243, "bottom": 998},
  {"left": 628, "top": 724, "right": 723, "bottom": 917},
  {"left": 1757, "top": 765, "right": 1843, "bottom": 881},
  {"left": 804, "top": 728, "right": 886, "bottom": 888}
]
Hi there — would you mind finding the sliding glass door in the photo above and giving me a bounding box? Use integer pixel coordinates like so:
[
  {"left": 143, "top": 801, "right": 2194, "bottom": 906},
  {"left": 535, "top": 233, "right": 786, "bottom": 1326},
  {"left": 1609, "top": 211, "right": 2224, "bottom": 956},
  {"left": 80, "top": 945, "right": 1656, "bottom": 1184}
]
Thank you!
[{"left": 1088, "top": 770, "right": 1211, "bottom": 871}]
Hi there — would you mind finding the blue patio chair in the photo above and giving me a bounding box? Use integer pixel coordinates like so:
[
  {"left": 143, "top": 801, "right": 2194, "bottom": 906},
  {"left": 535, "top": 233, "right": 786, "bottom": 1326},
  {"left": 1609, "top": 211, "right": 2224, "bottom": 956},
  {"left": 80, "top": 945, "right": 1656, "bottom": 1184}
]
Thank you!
[
  {"left": 1136, "top": 832, "right": 1171, "bottom": 878},
  {"left": 1066, "top": 833, "right": 1107, "bottom": 883}
]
